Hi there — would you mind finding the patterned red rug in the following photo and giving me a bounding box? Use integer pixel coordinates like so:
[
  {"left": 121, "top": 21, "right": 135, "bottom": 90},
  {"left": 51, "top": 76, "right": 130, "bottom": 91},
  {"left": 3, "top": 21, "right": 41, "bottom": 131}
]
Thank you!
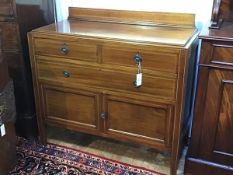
[{"left": 8, "top": 138, "right": 165, "bottom": 175}]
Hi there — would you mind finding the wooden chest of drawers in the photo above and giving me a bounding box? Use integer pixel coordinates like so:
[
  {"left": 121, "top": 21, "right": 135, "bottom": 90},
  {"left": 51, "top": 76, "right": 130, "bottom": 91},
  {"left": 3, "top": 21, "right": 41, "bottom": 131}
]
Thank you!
[{"left": 28, "top": 7, "right": 198, "bottom": 175}]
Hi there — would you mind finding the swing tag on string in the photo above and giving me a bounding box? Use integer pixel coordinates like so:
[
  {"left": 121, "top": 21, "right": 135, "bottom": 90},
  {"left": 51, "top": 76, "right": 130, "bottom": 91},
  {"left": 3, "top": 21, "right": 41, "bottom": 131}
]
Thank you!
[{"left": 136, "top": 62, "right": 142, "bottom": 87}]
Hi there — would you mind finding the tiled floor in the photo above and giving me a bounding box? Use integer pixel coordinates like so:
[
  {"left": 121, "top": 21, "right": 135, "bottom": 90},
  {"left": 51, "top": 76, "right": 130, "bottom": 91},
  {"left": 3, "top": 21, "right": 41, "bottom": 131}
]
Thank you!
[{"left": 47, "top": 126, "right": 186, "bottom": 175}]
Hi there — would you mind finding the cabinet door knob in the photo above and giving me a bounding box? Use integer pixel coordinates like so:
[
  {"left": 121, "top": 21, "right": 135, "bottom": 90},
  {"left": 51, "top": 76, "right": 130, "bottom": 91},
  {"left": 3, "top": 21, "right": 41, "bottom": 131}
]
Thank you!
[
  {"left": 60, "top": 46, "right": 69, "bottom": 55},
  {"left": 63, "top": 70, "right": 70, "bottom": 78},
  {"left": 100, "top": 112, "right": 107, "bottom": 119}
]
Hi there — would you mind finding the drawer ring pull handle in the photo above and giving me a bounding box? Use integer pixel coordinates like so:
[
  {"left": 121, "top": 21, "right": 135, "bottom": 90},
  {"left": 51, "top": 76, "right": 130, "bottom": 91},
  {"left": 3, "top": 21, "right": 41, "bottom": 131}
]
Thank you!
[
  {"left": 60, "top": 47, "right": 69, "bottom": 55},
  {"left": 134, "top": 53, "right": 142, "bottom": 64},
  {"left": 63, "top": 70, "right": 70, "bottom": 78}
]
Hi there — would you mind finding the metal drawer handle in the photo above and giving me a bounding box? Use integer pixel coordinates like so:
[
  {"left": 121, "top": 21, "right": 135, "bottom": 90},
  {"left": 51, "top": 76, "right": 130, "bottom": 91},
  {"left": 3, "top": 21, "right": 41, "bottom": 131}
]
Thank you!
[
  {"left": 100, "top": 112, "right": 107, "bottom": 119},
  {"left": 134, "top": 53, "right": 142, "bottom": 64},
  {"left": 60, "top": 46, "right": 69, "bottom": 55},
  {"left": 63, "top": 70, "right": 70, "bottom": 78}
]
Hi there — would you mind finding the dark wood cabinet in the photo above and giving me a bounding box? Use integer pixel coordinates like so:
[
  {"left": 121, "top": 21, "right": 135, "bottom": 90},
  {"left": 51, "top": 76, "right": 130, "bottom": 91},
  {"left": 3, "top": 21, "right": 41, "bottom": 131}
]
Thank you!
[
  {"left": 28, "top": 7, "right": 198, "bottom": 175},
  {"left": 185, "top": 1, "right": 233, "bottom": 174},
  {"left": 185, "top": 38, "right": 233, "bottom": 175},
  {"left": 0, "top": 35, "right": 16, "bottom": 175},
  {"left": 0, "top": 122, "right": 16, "bottom": 175},
  {"left": 0, "top": 0, "right": 55, "bottom": 137}
]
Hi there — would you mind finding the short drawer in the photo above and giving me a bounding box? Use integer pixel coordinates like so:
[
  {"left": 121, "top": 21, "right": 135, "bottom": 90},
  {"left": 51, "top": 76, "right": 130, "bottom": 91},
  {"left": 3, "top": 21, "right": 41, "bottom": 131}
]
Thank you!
[
  {"left": 34, "top": 38, "right": 98, "bottom": 62},
  {"left": 37, "top": 61, "right": 177, "bottom": 101},
  {"left": 102, "top": 43, "right": 179, "bottom": 74},
  {"left": 211, "top": 44, "right": 233, "bottom": 65},
  {"left": 0, "top": 2, "right": 14, "bottom": 16}
]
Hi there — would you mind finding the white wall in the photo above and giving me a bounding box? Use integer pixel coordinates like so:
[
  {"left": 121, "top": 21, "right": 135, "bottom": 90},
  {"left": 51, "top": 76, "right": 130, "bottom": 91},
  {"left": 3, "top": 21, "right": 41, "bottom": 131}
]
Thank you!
[{"left": 55, "top": 0, "right": 214, "bottom": 29}]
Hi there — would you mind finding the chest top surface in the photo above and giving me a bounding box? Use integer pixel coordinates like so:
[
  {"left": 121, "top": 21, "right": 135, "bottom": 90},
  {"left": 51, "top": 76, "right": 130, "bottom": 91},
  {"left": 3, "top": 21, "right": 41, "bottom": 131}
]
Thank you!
[{"left": 31, "top": 7, "right": 198, "bottom": 48}]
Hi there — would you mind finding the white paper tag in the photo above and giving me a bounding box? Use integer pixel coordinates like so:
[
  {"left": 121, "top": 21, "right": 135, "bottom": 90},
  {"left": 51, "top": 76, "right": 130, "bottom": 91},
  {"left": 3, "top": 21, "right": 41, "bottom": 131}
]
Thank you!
[
  {"left": 0, "top": 124, "right": 6, "bottom": 137},
  {"left": 136, "top": 73, "right": 142, "bottom": 86}
]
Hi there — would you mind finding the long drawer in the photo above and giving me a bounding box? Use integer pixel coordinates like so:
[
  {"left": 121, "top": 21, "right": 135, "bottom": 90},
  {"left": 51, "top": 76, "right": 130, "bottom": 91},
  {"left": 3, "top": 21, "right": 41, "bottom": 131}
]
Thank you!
[{"left": 37, "top": 60, "right": 177, "bottom": 101}]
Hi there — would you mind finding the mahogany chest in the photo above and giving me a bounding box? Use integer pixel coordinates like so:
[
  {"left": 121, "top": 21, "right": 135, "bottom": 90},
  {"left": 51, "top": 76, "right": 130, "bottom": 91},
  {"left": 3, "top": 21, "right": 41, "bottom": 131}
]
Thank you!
[{"left": 28, "top": 7, "right": 198, "bottom": 175}]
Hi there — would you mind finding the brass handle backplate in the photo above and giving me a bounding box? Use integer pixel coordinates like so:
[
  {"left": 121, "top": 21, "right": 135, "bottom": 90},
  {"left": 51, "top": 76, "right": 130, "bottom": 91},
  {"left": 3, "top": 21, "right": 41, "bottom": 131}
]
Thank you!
[
  {"left": 134, "top": 53, "right": 142, "bottom": 65},
  {"left": 100, "top": 112, "right": 107, "bottom": 119},
  {"left": 63, "top": 70, "right": 70, "bottom": 78},
  {"left": 60, "top": 46, "right": 69, "bottom": 55}
]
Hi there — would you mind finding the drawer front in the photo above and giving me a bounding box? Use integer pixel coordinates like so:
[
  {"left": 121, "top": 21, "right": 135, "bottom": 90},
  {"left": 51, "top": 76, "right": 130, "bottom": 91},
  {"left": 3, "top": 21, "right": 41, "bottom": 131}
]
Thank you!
[
  {"left": 212, "top": 44, "right": 233, "bottom": 65},
  {"left": 34, "top": 38, "right": 98, "bottom": 62},
  {"left": 104, "top": 95, "right": 173, "bottom": 147},
  {"left": 37, "top": 60, "right": 177, "bottom": 101},
  {"left": 0, "top": 22, "right": 19, "bottom": 51},
  {"left": 42, "top": 85, "right": 100, "bottom": 131},
  {"left": 102, "top": 43, "right": 179, "bottom": 74},
  {"left": 0, "top": 2, "right": 14, "bottom": 16},
  {"left": 200, "top": 41, "right": 233, "bottom": 66}
]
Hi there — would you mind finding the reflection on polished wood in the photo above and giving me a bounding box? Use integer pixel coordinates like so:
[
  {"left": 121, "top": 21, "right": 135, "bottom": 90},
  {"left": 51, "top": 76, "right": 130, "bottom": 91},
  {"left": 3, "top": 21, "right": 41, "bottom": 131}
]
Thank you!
[
  {"left": 37, "top": 19, "right": 196, "bottom": 47},
  {"left": 68, "top": 7, "right": 195, "bottom": 27},
  {"left": 28, "top": 7, "right": 198, "bottom": 175}
]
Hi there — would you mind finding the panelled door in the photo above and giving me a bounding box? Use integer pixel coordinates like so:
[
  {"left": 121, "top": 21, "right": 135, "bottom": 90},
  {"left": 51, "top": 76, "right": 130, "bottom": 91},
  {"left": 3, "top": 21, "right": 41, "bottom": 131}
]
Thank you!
[
  {"left": 198, "top": 68, "right": 233, "bottom": 166},
  {"left": 102, "top": 94, "right": 174, "bottom": 149}
]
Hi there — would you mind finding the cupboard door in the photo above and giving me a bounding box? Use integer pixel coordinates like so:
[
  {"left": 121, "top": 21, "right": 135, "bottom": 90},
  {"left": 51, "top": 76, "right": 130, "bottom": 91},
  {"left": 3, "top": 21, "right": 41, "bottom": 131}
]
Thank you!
[
  {"left": 103, "top": 95, "right": 174, "bottom": 149},
  {"left": 199, "top": 68, "right": 233, "bottom": 166},
  {"left": 41, "top": 84, "right": 100, "bottom": 133}
]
